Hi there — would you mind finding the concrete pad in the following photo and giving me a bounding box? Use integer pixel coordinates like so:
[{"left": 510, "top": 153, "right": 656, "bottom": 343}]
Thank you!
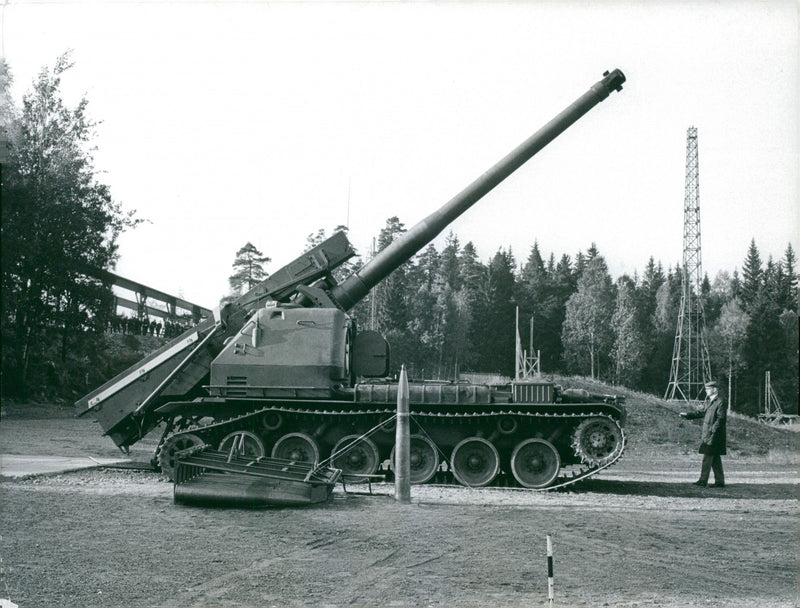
[{"left": 0, "top": 454, "right": 130, "bottom": 479}]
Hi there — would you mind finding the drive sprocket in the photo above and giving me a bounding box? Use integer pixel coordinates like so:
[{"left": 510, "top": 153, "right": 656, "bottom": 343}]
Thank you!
[
  {"left": 571, "top": 416, "right": 623, "bottom": 466},
  {"left": 157, "top": 432, "right": 205, "bottom": 481}
]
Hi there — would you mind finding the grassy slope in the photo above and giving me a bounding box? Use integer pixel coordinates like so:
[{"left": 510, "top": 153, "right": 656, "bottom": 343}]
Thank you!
[{"left": 552, "top": 374, "right": 799, "bottom": 464}]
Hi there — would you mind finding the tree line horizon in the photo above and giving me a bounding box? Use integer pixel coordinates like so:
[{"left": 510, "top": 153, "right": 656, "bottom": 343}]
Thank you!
[{"left": 228, "top": 223, "right": 798, "bottom": 419}]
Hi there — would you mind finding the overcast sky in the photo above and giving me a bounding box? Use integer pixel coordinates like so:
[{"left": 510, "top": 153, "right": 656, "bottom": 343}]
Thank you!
[{"left": 2, "top": 1, "right": 798, "bottom": 307}]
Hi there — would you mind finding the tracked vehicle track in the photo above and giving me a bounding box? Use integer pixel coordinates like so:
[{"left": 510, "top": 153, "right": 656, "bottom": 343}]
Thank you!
[{"left": 155, "top": 404, "right": 625, "bottom": 491}]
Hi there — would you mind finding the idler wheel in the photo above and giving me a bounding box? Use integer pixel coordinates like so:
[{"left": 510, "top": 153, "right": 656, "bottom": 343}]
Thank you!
[
  {"left": 331, "top": 435, "right": 380, "bottom": 480},
  {"left": 157, "top": 432, "right": 204, "bottom": 481},
  {"left": 271, "top": 432, "right": 320, "bottom": 465},
  {"left": 391, "top": 434, "right": 440, "bottom": 484},
  {"left": 450, "top": 437, "right": 500, "bottom": 487},
  {"left": 572, "top": 417, "right": 623, "bottom": 466},
  {"left": 510, "top": 438, "right": 561, "bottom": 488},
  {"left": 218, "top": 430, "right": 266, "bottom": 459}
]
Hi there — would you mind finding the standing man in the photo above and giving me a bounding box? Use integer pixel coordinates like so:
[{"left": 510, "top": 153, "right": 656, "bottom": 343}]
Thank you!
[{"left": 680, "top": 380, "right": 727, "bottom": 487}]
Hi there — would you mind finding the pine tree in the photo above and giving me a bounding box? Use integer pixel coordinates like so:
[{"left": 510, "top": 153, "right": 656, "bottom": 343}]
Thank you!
[
  {"left": 406, "top": 244, "right": 444, "bottom": 377},
  {"left": 739, "top": 255, "right": 793, "bottom": 416},
  {"left": 777, "top": 310, "right": 799, "bottom": 414},
  {"left": 415, "top": 244, "right": 440, "bottom": 291},
  {"left": 520, "top": 243, "right": 548, "bottom": 307},
  {"left": 730, "top": 268, "right": 742, "bottom": 302},
  {"left": 440, "top": 231, "right": 462, "bottom": 290},
  {"left": 439, "top": 284, "right": 471, "bottom": 380},
  {"left": 469, "top": 249, "right": 517, "bottom": 376},
  {"left": 459, "top": 241, "right": 483, "bottom": 287},
  {"left": 522, "top": 242, "right": 546, "bottom": 286},
  {"left": 782, "top": 243, "right": 797, "bottom": 284},
  {"left": 741, "top": 239, "right": 763, "bottom": 310},
  {"left": 778, "top": 243, "right": 798, "bottom": 312},
  {"left": 519, "top": 242, "right": 551, "bottom": 365},
  {"left": 228, "top": 242, "right": 270, "bottom": 295},
  {"left": 373, "top": 217, "right": 414, "bottom": 373},
  {"left": 631, "top": 257, "right": 664, "bottom": 390},
  {"left": 574, "top": 251, "right": 587, "bottom": 278},
  {"left": 450, "top": 241, "right": 484, "bottom": 373}
]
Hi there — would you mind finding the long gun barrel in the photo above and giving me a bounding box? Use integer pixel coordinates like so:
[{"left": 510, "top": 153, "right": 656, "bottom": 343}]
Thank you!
[{"left": 331, "top": 69, "right": 625, "bottom": 310}]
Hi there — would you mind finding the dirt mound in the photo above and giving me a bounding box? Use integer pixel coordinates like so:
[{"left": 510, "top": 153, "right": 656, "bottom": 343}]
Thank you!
[{"left": 549, "top": 375, "right": 799, "bottom": 462}]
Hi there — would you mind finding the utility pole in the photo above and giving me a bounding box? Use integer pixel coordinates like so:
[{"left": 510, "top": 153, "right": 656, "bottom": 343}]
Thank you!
[{"left": 665, "top": 127, "right": 712, "bottom": 404}]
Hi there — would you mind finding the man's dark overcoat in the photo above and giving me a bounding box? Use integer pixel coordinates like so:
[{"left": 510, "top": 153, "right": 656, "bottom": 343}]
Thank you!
[{"left": 685, "top": 395, "right": 727, "bottom": 455}]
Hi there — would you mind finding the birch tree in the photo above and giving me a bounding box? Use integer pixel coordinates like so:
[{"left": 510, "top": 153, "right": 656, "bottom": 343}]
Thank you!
[
  {"left": 611, "top": 277, "right": 645, "bottom": 385},
  {"left": 562, "top": 255, "right": 614, "bottom": 379},
  {"left": 707, "top": 298, "right": 749, "bottom": 411}
]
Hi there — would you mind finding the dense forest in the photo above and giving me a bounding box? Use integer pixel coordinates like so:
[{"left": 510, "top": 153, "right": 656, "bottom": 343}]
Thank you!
[
  {"left": 305, "top": 224, "right": 798, "bottom": 418},
  {"left": 2, "top": 55, "right": 798, "bottom": 419}
]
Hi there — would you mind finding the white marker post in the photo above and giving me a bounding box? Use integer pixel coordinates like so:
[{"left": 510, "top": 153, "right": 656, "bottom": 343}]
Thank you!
[
  {"left": 394, "top": 364, "right": 411, "bottom": 503},
  {"left": 546, "top": 535, "right": 554, "bottom": 607}
]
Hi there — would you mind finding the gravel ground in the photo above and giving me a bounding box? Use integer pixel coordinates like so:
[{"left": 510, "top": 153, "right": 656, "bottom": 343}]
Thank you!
[{"left": 1, "top": 407, "right": 798, "bottom": 608}]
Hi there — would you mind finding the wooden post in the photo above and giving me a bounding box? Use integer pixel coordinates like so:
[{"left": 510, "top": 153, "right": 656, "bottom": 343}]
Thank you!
[{"left": 395, "top": 364, "right": 411, "bottom": 502}]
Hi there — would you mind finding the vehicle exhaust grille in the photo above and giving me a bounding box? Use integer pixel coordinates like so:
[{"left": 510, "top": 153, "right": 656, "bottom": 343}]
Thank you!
[{"left": 226, "top": 376, "right": 248, "bottom": 397}]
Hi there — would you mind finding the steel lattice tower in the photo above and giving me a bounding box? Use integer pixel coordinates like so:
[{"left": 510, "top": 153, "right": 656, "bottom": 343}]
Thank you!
[{"left": 665, "top": 127, "right": 712, "bottom": 403}]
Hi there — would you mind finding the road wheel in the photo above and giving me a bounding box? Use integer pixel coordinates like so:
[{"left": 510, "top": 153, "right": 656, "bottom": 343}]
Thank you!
[
  {"left": 510, "top": 438, "right": 561, "bottom": 488},
  {"left": 450, "top": 437, "right": 500, "bottom": 487},
  {"left": 271, "top": 432, "right": 320, "bottom": 465},
  {"left": 218, "top": 430, "right": 265, "bottom": 459},
  {"left": 391, "top": 434, "right": 440, "bottom": 484},
  {"left": 331, "top": 435, "right": 380, "bottom": 479}
]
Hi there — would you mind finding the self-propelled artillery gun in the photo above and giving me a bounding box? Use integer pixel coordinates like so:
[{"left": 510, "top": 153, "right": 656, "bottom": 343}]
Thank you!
[{"left": 77, "top": 69, "right": 627, "bottom": 489}]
